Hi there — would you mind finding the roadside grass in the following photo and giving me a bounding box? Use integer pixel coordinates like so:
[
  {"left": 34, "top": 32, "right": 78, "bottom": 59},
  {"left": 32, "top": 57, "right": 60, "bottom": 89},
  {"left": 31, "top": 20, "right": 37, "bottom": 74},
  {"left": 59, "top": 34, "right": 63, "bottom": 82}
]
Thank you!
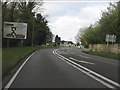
[
  {"left": 83, "top": 51, "right": 120, "bottom": 60},
  {"left": 2, "top": 45, "right": 58, "bottom": 77}
]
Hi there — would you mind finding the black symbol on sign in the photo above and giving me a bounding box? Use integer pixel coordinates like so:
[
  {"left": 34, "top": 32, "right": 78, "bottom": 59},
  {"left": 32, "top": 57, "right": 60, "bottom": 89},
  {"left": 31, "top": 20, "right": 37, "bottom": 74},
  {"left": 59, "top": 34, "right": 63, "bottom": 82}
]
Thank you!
[{"left": 11, "top": 26, "right": 17, "bottom": 38}]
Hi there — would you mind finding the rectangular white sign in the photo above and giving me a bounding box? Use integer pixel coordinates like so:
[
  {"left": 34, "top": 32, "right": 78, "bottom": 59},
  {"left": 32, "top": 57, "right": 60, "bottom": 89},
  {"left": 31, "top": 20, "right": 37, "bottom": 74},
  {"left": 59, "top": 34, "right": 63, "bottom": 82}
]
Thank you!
[
  {"left": 3, "top": 22, "right": 27, "bottom": 39},
  {"left": 105, "top": 34, "right": 116, "bottom": 43}
]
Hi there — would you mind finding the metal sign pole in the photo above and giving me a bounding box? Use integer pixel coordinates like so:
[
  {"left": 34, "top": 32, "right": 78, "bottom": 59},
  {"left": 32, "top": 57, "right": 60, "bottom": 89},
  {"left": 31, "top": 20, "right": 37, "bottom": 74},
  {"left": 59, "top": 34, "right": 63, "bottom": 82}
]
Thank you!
[
  {"left": 107, "top": 41, "right": 109, "bottom": 46},
  {"left": 21, "top": 39, "right": 23, "bottom": 46}
]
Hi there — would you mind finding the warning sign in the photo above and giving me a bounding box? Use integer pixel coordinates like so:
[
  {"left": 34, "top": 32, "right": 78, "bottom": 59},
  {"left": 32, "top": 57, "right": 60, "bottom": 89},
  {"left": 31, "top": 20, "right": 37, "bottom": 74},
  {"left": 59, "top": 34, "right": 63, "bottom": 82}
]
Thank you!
[{"left": 3, "top": 22, "right": 27, "bottom": 39}]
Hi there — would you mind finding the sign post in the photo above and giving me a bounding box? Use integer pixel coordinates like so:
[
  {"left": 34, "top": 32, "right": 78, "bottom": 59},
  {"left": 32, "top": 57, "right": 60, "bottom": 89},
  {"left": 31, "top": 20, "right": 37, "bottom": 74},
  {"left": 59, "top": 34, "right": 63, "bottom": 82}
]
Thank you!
[
  {"left": 106, "top": 34, "right": 109, "bottom": 46},
  {"left": 105, "top": 34, "right": 116, "bottom": 53},
  {"left": 7, "top": 39, "right": 9, "bottom": 48},
  {"left": 3, "top": 22, "right": 27, "bottom": 47}
]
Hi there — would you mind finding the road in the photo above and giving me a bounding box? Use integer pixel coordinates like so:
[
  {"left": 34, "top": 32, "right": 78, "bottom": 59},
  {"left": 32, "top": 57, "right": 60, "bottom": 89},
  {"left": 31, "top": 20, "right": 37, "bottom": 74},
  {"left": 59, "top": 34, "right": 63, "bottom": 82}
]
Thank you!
[{"left": 5, "top": 47, "right": 120, "bottom": 89}]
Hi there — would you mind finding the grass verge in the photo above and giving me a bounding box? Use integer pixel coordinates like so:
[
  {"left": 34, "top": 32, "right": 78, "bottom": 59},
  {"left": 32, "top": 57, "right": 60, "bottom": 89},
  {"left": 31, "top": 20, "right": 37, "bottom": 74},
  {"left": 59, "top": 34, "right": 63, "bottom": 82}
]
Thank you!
[
  {"left": 83, "top": 50, "right": 120, "bottom": 60},
  {"left": 2, "top": 45, "right": 58, "bottom": 78}
]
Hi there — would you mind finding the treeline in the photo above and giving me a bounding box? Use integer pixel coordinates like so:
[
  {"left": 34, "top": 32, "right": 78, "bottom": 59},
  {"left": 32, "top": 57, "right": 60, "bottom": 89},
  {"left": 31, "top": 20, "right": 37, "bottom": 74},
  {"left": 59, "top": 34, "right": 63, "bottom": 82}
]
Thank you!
[
  {"left": 2, "top": 1, "right": 53, "bottom": 47},
  {"left": 76, "top": 2, "right": 120, "bottom": 48}
]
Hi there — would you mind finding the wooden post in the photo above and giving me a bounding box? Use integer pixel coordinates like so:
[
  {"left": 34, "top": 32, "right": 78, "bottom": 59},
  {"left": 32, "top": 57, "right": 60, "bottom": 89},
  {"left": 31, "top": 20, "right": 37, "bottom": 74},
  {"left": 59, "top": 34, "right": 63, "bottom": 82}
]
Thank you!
[
  {"left": 7, "top": 39, "right": 9, "bottom": 48},
  {"left": 21, "top": 39, "right": 23, "bottom": 46}
]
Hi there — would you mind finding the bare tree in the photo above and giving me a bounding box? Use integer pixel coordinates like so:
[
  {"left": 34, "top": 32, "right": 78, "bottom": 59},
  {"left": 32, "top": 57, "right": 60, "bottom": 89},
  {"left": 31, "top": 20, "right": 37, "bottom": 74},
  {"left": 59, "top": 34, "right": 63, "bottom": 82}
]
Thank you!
[{"left": 75, "top": 27, "right": 86, "bottom": 44}]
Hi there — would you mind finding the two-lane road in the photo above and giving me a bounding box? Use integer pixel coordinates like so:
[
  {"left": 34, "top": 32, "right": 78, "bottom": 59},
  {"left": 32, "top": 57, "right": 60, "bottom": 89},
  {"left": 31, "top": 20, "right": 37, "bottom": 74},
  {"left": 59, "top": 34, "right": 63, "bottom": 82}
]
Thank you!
[
  {"left": 4, "top": 47, "right": 120, "bottom": 89},
  {"left": 57, "top": 47, "right": 119, "bottom": 83}
]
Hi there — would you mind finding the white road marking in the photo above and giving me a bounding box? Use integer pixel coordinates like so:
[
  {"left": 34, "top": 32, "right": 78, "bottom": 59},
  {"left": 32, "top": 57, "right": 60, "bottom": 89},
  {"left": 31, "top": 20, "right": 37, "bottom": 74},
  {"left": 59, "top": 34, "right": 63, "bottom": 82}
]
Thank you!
[
  {"left": 57, "top": 56, "right": 115, "bottom": 89},
  {"left": 53, "top": 50, "right": 55, "bottom": 55},
  {"left": 4, "top": 51, "right": 38, "bottom": 89},
  {"left": 53, "top": 49, "right": 120, "bottom": 88},
  {"left": 78, "top": 55, "right": 89, "bottom": 59},
  {"left": 69, "top": 57, "right": 95, "bottom": 65}
]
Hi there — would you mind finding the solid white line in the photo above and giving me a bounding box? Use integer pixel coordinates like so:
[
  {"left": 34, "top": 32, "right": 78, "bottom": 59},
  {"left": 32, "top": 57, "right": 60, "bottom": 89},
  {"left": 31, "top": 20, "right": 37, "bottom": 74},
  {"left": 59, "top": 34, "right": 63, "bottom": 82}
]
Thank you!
[
  {"left": 54, "top": 49, "right": 120, "bottom": 88},
  {"left": 4, "top": 51, "right": 38, "bottom": 89},
  {"left": 52, "top": 50, "right": 55, "bottom": 55},
  {"left": 69, "top": 57, "right": 95, "bottom": 65},
  {"left": 57, "top": 55, "right": 115, "bottom": 88},
  {"left": 54, "top": 51, "right": 115, "bottom": 89}
]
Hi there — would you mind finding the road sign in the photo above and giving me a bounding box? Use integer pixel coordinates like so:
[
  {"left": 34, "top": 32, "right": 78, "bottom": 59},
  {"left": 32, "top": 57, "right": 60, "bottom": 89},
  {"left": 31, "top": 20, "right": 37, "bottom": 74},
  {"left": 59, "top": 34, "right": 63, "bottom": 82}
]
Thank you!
[
  {"left": 3, "top": 22, "right": 27, "bottom": 39},
  {"left": 105, "top": 34, "right": 116, "bottom": 43},
  {"left": 105, "top": 34, "right": 110, "bottom": 42}
]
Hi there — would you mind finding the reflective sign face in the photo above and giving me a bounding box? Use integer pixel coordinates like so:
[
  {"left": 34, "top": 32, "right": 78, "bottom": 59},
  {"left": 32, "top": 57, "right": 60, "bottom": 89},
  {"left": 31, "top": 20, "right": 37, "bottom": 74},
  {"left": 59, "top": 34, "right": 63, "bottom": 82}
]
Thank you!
[
  {"left": 3, "top": 22, "right": 27, "bottom": 39},
  {"left": 105, "top": 34, "right": 116, "bottom": 43}
]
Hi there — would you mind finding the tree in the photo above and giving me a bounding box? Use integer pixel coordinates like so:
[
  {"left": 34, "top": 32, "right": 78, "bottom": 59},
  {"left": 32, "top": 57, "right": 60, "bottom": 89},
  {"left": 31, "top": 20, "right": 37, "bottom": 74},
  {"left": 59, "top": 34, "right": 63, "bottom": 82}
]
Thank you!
[
  {"left": 75, "top": 27, "right": 86, "bottom": 44},
  {"left": 2, "top": 1, "right": 53, "bottom": 47},
  {"left": 2, "top": 2, "right": 21, "bottom": 47},
  {"left": 76, "top": 1, "right": 120, "bottom": 47},
  {"left": 98, "top": 2, "right": 119, "bottom": 43},
  {"left": 55, "top": 35, "right": 61, "bottom": 46},
  {"left": 33, "top": 13, "right": 53, "bottom": 45}
]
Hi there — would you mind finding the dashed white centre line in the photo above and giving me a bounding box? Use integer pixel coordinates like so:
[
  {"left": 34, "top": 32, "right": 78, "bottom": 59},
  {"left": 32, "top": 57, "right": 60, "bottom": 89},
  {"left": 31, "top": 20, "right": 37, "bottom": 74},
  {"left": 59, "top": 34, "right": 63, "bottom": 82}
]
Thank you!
[
  {"left": 69, "top": 57, "right": 95, "bottom": 65},
  {"left": 78, "top": 55, "right": 89, "bottom": 59},
  {"left": 53, "top": 49, "right": 120, "bottom": 88}
]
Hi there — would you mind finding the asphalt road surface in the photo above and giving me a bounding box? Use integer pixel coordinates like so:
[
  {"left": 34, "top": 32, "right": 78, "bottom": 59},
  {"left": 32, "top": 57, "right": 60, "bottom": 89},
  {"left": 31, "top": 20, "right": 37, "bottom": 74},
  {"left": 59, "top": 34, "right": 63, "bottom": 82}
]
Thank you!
[{"left": 5, "top": 47, "right": 120, "bottom": 89}]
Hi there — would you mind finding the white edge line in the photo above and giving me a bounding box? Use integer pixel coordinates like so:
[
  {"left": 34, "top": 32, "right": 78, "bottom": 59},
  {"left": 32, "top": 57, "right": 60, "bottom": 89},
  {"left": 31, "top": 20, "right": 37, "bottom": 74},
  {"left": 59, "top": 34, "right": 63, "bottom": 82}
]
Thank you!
[
  {"left": 69, "top": 57, "right": 95, "bottom": 65},
  {"left": 54, "top": 49, "right": 120, "bottom": 88},
  {"left": 4, "top": 51, "right": 38, "bottom": 89},
  {"left": 57, "top": 55, "right": 115, "bottom": 89},
  {"left": 53, "top": 51, "right": 55, "bottom": 54},
  {"left": 54, "top": 50, "right": 115, "bottom": 89}
]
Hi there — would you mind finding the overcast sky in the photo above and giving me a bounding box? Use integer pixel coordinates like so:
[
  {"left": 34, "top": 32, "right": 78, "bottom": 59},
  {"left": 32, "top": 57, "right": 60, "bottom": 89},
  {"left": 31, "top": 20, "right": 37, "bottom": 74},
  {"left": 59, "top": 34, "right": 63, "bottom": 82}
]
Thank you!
[{"left": 40, "top": 0, "right": 116, "bottom": 43}]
